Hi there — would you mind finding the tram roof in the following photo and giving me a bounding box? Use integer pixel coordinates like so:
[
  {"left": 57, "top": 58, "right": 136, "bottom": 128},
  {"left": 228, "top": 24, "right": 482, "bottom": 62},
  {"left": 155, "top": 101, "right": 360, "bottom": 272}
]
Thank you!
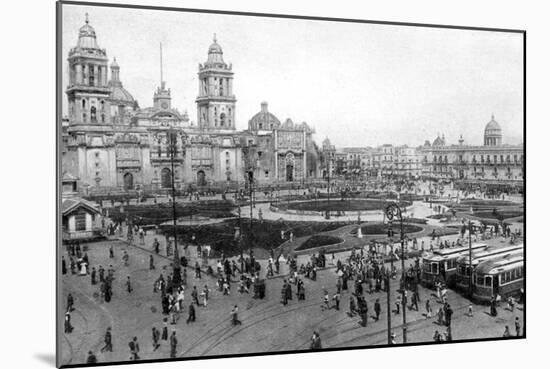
[
  {"left": 474, "top": 252, "right": 524, "bottom": 275},
  {"left": 425, "top": 243, "right": 487, "bottom": 261},
  {"left": 456, "top": 244, "right": 524, "bottom": 265}
]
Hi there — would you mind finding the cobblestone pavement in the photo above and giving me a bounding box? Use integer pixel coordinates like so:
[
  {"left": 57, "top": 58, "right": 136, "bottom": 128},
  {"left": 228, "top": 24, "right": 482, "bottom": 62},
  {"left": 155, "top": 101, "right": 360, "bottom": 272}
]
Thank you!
[{"left": 60, "top": 235, "right": 524, "bottom": 365}]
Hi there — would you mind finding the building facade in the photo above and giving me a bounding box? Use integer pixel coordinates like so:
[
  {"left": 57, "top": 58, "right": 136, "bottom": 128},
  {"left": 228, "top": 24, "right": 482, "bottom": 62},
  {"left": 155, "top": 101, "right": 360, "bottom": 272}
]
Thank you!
[
  {"left": 63, "top": 16, "right": 322, "bottom": 191},
  {"left": 419, "top": 115, "right": 524, "bottom": 185}
]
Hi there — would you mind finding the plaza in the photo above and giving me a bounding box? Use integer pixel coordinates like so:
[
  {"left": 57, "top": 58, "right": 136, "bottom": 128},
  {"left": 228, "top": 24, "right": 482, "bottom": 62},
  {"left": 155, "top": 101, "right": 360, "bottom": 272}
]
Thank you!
[
  {"left": 60, "top": 181, "right": 525, "bottom": 365},
  {"left": 59, "top": 9, "right": 525, "bottom": 367}
]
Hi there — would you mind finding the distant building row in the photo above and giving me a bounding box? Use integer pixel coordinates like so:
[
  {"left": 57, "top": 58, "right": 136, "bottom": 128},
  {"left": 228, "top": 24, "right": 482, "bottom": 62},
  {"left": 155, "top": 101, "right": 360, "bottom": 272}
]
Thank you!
[{"left": 321, "top": 115, "right": 524, "bottom": 185}]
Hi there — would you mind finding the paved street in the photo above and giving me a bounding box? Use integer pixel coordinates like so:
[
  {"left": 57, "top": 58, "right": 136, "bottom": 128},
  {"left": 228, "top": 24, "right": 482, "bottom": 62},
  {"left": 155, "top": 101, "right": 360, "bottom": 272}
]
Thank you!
[{"left": 61, "top": 234, "right": 524, "bottom": 365}]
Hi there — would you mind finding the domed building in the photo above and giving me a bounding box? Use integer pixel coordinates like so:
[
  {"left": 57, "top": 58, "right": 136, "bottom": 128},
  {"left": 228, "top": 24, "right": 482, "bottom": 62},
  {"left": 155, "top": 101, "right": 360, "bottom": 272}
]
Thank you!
[
  {"left": 484, "top": 114, "right": 503, "bottom": 146},
  {"left": 248, "top": 102, "right": 280, "bottom": 131},
  {"left": 108, "top": 58, "right": 136, "bottom": 123},
  {"left": 418, "top": 115, "right": 523, "bottom": 191}
]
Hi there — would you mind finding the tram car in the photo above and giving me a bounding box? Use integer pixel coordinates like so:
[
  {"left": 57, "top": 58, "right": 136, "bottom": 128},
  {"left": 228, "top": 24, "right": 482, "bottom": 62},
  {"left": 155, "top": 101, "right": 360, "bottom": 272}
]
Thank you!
[
  {"left": 421, "top": 243, "right": 488, "bottom": 288},
  {"left": 472, "top": 252, "right": 524, "bottom": 303},
  {"left": 455, "top": 244, "right": 523, "bottom": 293}
]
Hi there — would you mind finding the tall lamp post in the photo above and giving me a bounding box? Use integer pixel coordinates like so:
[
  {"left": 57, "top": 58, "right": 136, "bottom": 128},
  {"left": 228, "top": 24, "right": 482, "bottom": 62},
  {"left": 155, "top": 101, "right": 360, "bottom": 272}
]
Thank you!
[
  {"left": 385, "top": 202, "right": 407, "bottom": 343},
  {"left": 247, "top": 168, "right": 255, "bottom": 270},
  {"left": 168, "top": 129, "right": 182, "bottom": 287},
  {"left": 326, "top": 159, "right": 331, "bottom": 219}
]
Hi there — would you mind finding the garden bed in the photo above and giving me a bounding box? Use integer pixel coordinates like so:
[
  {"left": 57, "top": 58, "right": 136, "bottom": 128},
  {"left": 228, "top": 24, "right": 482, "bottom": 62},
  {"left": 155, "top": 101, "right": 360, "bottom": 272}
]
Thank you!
[
  {"left": 351, "top": 223, "right": 424, "bottom": 235},
  {"left": 295, "top": 235, "right": 344, "bottom": 251},
  {"left": 108, "top": 200, "right": 236, "bottom": 225},
  {"left": 279, "top": 199, "right": 411, "bottom": 212},
  {"left": 158, "top": 219, "right": 351, "bottom": 258},
  {"left": 471, "top": 210, "right": 524, "bottom": 220}
]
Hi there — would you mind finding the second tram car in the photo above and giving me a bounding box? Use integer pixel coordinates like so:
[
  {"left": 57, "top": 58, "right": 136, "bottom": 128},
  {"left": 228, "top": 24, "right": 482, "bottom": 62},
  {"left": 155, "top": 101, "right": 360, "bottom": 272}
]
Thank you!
[
  {"left": 421, "top": 243, "right": 488, "bottom": 288},
  {"left": 472, "top": 252, "right": 524, "bottom": 303},
  {"left": 455, "top": 244, "right": 523, "bottom": 293}
]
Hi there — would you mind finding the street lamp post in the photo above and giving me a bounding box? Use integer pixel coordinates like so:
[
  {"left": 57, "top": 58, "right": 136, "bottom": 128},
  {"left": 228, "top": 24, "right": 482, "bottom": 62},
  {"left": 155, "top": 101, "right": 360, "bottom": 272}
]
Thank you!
[
  {"left": 168, "top": 129, "right": 182, "bottom": 287},
  {"left": 326, "top": 161, "right": 331, "bottom": 219},
  {"left": 385, "top": 203, "right": 407, "bottom": 343},
  {"left": 248, "top": 169, "right": 254, "bottom": 270},
  {"left": 386, "top": 238, "right": 393, "bottom": 345}
]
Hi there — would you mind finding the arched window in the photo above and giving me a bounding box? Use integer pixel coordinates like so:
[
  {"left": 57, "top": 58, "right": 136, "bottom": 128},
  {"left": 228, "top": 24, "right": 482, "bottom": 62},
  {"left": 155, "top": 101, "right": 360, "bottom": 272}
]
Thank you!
[
  {"left": 220, "top": 113, "right": 226, "bottom": 127},
  {"left": 82, "top": 99, "right": 86, "bottom": 109},
  {"left": 90, "top": 106, "right": 97, "bottom": 123},
  {"left": 219, "top": 79, "right": 224, "bottom": 95}
]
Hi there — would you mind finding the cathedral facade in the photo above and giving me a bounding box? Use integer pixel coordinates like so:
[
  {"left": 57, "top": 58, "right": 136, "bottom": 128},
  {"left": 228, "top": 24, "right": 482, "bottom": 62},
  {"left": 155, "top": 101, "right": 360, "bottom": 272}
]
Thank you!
[{"left": 62, "top": 16, "right": 321, "bottom": 191}]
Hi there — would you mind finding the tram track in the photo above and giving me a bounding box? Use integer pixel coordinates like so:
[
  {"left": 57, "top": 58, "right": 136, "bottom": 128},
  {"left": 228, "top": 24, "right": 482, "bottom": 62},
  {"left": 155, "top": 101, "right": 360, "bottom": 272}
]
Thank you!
[
  {"left": 179, "top": 298, "right": 285, "bottom": 357},
  {"left": 200, "top": 299, "right": 327, "bottom": 356}
]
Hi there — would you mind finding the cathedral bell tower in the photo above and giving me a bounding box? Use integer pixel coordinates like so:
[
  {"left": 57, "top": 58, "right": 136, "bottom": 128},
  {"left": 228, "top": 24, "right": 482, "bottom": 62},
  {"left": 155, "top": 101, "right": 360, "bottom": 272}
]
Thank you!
[
  {"left": 196, "top": 34, "right": 236, "bottom": 130},
  {"left": 66, "top": 13, "right": 111, "bottom": 125}
]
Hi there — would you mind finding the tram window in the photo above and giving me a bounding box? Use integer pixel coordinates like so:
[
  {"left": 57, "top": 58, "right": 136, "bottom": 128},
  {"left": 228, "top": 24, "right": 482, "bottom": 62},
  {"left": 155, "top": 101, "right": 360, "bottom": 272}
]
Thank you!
[
  {"left": 485, "top": 276, "right": 492, "bottom": 287},
  {"left": 476, "top": 276, "right": 484, "bottom": 285},
  {"left": 431, "top": 263, "right": 438, "bottom": 274}
]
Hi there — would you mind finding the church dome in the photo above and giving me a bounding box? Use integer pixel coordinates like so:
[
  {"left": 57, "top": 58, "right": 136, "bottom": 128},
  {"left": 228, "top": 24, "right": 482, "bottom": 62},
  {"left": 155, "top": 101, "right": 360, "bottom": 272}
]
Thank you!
[
  {"left": 205, "top": 34, "right": 225, "bottom": 65},
  {"left": 484, "top": 114, "right": 502, "bottom": 146},
  {"left": 248, "top": 101, "right": 280, "bottom": 131},
  {"left": 484, "top": 114, "right": 502, "bottom": 134},
  {"left": 110, "top": 85, "right": 135, "bottom": 104},
  {"left": 77, "top": 14, "right": 100, "bottom": 50}
]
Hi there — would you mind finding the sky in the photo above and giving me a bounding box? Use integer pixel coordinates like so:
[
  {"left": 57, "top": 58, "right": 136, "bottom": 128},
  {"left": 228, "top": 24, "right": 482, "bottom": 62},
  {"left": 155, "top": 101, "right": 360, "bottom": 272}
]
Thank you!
[{"left": 61, "top": 4, "right": 524, "bottom": 148}]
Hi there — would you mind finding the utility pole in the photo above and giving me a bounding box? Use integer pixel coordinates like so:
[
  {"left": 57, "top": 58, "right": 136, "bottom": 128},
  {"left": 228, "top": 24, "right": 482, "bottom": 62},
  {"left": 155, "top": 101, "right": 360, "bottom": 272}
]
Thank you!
[
  {"left": 326, "top": 159, "right": 331, "bottom": 219},
  {"left": 168, "top": 129, "right": 181, "bottom": 287},
  {"left": 385, "top": 203, "right": 407, "bottom": 343},
  {"left": 248, "top": 169, "right": 254, "bottom": 269}
]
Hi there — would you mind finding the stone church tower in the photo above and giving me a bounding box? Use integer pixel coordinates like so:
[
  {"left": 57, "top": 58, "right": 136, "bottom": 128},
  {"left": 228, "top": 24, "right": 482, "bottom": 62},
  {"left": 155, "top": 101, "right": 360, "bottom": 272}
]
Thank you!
[
  {"left": 196, "top": 35, "right": 236, "bottom": 131},
  {"left": 66, "top": 13, "right": 111, "bottom": 125}
]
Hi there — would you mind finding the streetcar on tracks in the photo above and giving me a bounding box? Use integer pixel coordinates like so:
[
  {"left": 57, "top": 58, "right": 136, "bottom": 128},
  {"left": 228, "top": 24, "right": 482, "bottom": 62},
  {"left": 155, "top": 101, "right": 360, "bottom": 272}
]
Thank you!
[
  {"left": 455, "top": 244, "right": 523, "bottom": 293},
  {"left": 472, "top": 251, "right": 524, "bottom": 303},
  {"left": 421, "top": 243, "right": 488, "bottom": 288}
]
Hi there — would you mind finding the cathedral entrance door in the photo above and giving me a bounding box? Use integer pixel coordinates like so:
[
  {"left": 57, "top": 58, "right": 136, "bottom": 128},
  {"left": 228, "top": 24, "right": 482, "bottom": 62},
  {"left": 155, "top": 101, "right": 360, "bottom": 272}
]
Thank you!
[
  {"left": 123, "top": 172, "right": 134, "bottom": 190},
  {"left": 197, "top": 170, "right": 207, "bottom": 187},
  {"left": 286, "top": 164, "right": 294, "bottom": 182},
  {"left": 161, "top": 168, "right": 172, "bottom": 189}
]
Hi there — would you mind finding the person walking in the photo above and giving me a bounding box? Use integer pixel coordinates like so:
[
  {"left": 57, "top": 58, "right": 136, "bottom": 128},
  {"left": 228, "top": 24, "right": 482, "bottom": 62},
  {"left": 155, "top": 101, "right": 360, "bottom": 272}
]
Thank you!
[
  {"left": 128, "top": 337, "right": 140, "bottom": 361},
  {"left": 170, "top": 331, "right": 178, "bottom": 358},
  {"left": 64, "top": 311, "right": 73, "bottom": 333},
  {"left": 349, "top": 295, "right": 357, "bottom": 316},
  {"left": 67, "top": 293, "right": 74, "bottom": 312},
  {"left": 503, "top": 325, "right": 511, "bottom": 337},
  {"left": 425, "top": 299, "right": 432, "bottom": 318},
  {"left": 152, "top": 327, "right": 160, "bottom": 351},
  {"left": 231, "top": 305, "right": 242, "bottom": 326},
  {"left": 310, "top": 331, "right": 322, "bottom": 350},
  {"left": 126, "top": 276, "right": 133, "bottom": 294},
  {"left": 149, "top": 255, "right": 155, "bottom": 270},
  {"left": 515, "top": 317, "right": 521, "bottom": 337},
  {"left": 187, "top": 302, "right": 196, "bottom": 324},
  {"left": 100, "top": 327, "right": 113, "bottom": 352},
  {"left": 374, "top": 298, "right": 381, "bottom": 321}
]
